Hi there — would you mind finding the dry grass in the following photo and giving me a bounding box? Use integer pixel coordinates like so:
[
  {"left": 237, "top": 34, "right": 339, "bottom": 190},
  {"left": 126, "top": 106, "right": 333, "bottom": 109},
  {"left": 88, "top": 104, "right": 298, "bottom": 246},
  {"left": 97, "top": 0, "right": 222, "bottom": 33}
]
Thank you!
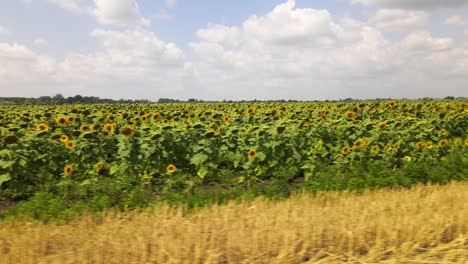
[{"left": 1, "top": 183, "right": 467, "bottom": 264}]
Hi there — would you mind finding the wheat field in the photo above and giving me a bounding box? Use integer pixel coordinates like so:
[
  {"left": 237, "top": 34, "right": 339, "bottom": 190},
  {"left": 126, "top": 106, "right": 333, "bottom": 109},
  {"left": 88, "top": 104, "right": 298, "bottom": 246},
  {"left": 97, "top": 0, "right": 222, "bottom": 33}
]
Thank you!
[{"left": 1, "top": 182, "right": 467, "bottom": 264}]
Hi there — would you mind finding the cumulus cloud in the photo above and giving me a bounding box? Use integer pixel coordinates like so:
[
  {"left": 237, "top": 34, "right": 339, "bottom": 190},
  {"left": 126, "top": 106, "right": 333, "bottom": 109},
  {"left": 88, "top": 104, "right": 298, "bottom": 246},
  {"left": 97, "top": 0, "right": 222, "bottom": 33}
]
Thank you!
[
  {"left": 0, "top": 25, "right": 10, "bottom": 35},
  {"left": 33, "top": 38, "right": 48, "bottom": 46},
  {"left": 92, "top": 0, "right": 150, "bottom": 27},
  {"left": 0, "top": 29, "right": 196, "bottom": 99},
  {"left": 46, "top": 0, "right": 85, "bottom": 13},
  {"left": 352, "top": 0, "right": 468, "bottom": 10},
  {"left": 444, "top": 15, "right": 468, "bottom": 26},
  {"left": 369, "top": 9, "right": 429, "bottom": 31},
  {"left": 166, "top": 0, "right": 176, "bottom": 8},
  {"left": 189, "top": 0, "right": 466, "bottom": 100}
]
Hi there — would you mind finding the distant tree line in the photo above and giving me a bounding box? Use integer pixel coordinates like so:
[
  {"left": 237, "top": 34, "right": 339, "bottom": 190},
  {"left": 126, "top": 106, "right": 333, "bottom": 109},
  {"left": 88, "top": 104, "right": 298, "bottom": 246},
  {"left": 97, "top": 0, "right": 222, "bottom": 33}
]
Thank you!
[{"left": 0, "top": 94, "right": 465, "bottom": 105}]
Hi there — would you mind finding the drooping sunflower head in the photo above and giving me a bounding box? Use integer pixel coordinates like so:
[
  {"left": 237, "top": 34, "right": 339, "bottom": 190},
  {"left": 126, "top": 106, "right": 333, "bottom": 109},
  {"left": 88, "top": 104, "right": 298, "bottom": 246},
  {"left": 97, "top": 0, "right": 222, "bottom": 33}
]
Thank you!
[
  {"left": 95, "top": 161, "right": 105, "bottom": 174},
  {"left": 247, "top": 149, "right": 257, "bottom": 159},
  {"left": 120, "top": 127, "right": 135, "bottom": 139},
  {"left": 166, "top": 164, "right": 177, "bottom": 174},
  {"left": 438, "top": 139, "right": 449, "bottom": 148},
  {"left": 80, "top": 124, "right": 91, "bottom": 132},
  {"left": 64, "top": 140, "right": 76, "bottom": 150},
  {"left": 36, "top": 123, "right": 49, "bottom": 132},
  {"left": 64, "top": 164, "right": 73, "bottom": 177},
  {"left": 4, "top": 135, "right": 19, "bottom": 145}
]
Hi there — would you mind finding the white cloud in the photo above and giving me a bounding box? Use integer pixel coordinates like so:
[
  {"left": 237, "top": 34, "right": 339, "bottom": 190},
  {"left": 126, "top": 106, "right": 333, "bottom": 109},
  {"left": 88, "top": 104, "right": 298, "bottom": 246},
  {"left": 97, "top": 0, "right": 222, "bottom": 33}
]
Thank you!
[
  {"left": 166, "top": 0, "right": 176, "bottom": 8},
  {"left": 444, "top": 15, "right": 468, "bottom": 26},
  {"left": 352, "top": 0, "right": 468, "bottom": 10},
  {"left": 0, "top": 25, "right": 10, "bottom": 35},
  {"left": 92, "top": 0, "right": 150, "bottom": 27},
  {"left": 46, "top": 0, "right": 87, "bottom": 13},
  {"left": 0, "top": 29, "right": 196, "bottom": 99},
  {"left": 189, "top": 0, "right": 467, "bottom": 100},
  {"left": 369, "top": 9, "right": 429, "bottom": 31},
  {"left": 33, "top": 38, "right": 47, "bottom": 46}
]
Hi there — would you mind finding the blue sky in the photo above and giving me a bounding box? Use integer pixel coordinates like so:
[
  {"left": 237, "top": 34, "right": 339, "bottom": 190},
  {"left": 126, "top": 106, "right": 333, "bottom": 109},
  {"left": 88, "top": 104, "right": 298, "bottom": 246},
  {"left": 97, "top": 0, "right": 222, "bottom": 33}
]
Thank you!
[{"left": 1, "top": 0, "right": 468, "bottom": 100}]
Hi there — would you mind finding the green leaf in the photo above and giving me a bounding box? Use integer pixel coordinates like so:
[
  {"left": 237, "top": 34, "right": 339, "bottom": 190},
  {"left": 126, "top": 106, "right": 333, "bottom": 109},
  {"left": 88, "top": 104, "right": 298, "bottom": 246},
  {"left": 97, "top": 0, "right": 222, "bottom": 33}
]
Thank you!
[
  {"left": 190, "top": 153, "right": 209, "bottom": 166},
  {"left": 256, "top": 152, "right": 266, "bottom": 162},
  {"left": 197, "top": 167, "right": 208, "bottom": 179},
  {"left": 0, "top": 160, "right": 15, "bottom": 169},
  {"left": 0, "top": 173, "right": 11, "bottom": 187}
]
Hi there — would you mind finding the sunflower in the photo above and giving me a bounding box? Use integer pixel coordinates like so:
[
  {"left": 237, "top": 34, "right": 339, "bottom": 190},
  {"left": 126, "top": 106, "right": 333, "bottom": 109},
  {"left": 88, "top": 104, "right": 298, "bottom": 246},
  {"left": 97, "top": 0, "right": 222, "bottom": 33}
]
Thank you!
[
  {"left": 341, "top": 146, "right": 351, "bottom": 155},
  {"left": 426, "top": 141, "right": 433, "bottom": 149},
  {"left": 56, "top": 117, "right": 67, "bottom": 126},
  {"left": 454, "top": 137, "right": 462, "bottom": 145},
  {"left": 67, "top": 116, "right": 75, "bottom": 123},
  {"left": 101, "top": 131, "right": 110, "bottom": 138},
  {"left": 64, "top": 164, "right": 73, "bottom": 177},
  {"left": 385, "top": 143, "right": 392, "bottom": 152},
  {"left": 416, "top": 141, "right": 425, "bottom": 150},
  {"left": 95, "top": 161, "right": 105, "bottom": 173},
  {"left": 166, "top": 164, "right": 177, "bottom": 174},
  {"left": 438, "top": 139, "right": 449, "bottom": 148},
  {"left": 247, "top": 149, "right": 257, "bottom": 159},
  {"left": 223, "top": 116, "right": 230, "bottom": 122},
  {"left": 120, "top": 127, "right": 135, "bottom": 139},
  {"left": 4, "top": 135, "right": 19, "bottom": 145},
  {"left": 345, "top": 111, "right": 355, "bottom": 120},
  {"left": 403, "top": 156, "right": 412, "bottom": 162},
  {"left": 371, "top": 145, "right": 379, "bottom": 155},
  {"left": 353, "top": 139, "right": 364, "bottom": 149},
  {"left": 80, "top": 124, "right": 91, "bottom": 132},
  {"left": 143, "top": 173, "right": 153, "bottom": 180},
  {"left": 64, "top": 140, "right": 76, "bottom": 150},
  {"left": 103, "top": 123, "right": 115, "bottom": 133},
  {"left": 378, "top": 123, "right": 387, "bottom": 130},
  {"left": 140, "top": 115, "right": 148, "bottom": 122},
  {"left": 60, "top": 134, "right": 69, "bottom": 142},
  {"left": 440, "top": 129, "right": 448, "bottom": 136},
  {"left": 36, "top": 123, "right": 49, "bottom": 132},
  {"left": 465, "top": 138, "right": 468, "bottom": 146},
  {"left": 388, "top": 101, "right": 397, "bottom": 108}
]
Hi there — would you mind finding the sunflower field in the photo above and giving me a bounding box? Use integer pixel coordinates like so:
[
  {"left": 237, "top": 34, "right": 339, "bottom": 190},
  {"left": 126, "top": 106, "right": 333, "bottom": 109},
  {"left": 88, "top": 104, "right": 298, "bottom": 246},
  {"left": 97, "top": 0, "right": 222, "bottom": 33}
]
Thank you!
[{"left": 0, "top": 101, "right": 467, "bottom": 218}]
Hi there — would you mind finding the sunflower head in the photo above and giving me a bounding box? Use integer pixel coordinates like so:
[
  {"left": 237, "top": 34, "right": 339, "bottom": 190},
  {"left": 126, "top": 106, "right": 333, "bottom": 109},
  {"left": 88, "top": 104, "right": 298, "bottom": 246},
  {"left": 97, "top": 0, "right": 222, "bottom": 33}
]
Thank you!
[
  {"left": 103, "top": 123, "right": 115, "bottom": 133},
  {"left": 438, "top": 139, "right": 449, "bottom": 148},
  {"left": 247, "top": 149, "right": 257, "bottom": 159},
  {"left": 388, "top": 101, "right": 397, "bottom": 108},
  {"left": 403, "top": 156, "right": 412, "bottom": 162},
  {"left": 140, "top": 115, "right": 148, "bottom": 122},
  {"left": 120, "top": 127, "right": 135, "bottom": 139},
  {"left": 440, "top": 129, "right": 448, "bottom": 136},
  {"left": 416, "top": 141, "right": 425, "bottom": 150},
  {"left": 166, "top": 164, "right": 177, "bottom": 174},
  {"left": 67, "top": 116, "right": 75, "bottom": 123},
  {"left": 341, "top": 146, "right": 351, "bottom": 155},
  {"left": 64, "top": 140, "right": 76, "bottom": 150},
  {"left": 223, "top": 116, "right": 230, "bottom": 122},
  {"left": 345, "top": 112, "right": 355, "bottom": 120},
  {"left": 56, "top": 117, "right": 67, "bottom": 126},
  {"left": 426, "top": 141, "right": 433, "bottom": 149},
  {"left": 353, "top": 139, "right": 364, "bottom": 149},
  {"left": 80, "top": 124, "right": 91, "bottom": 132},
  {"left": 385, "top": 143, "right": 392, "bottom": 152},
  {"left": 4, "top": 135, "right": 19, "bottom": 145},
  {"left": 143, "top": 173, "right": 153, "bottom": 180},
  {"left": 465, "top": 138, "right": 468, "bottom": 146},
  {"left": 60, "top": 134, "right": 69, "bottom": 142},
  {"left": 95, "top": 161, "right": 105, "bottom": 174},
  {"left": 64, "top": 164, "right": 73, "bottom": 177},
  {"left": 36, "top": 123, "right": 49, "bottom": 132},
  {"left": 371, "top": 145, "right": 379, "bottom": 155}
]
